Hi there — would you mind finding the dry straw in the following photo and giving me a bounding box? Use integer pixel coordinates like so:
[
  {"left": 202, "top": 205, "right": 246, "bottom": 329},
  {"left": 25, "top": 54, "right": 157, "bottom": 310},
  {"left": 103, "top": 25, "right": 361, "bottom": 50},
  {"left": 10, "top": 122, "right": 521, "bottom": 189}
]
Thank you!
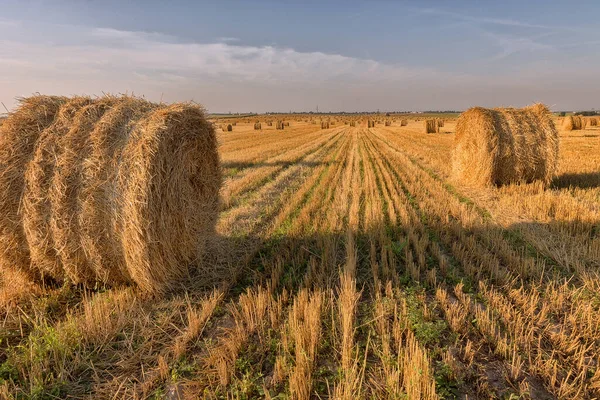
[
  {"left": 50, "top": 98, "right": 118, "bottom": 285},
  {"left": 385, "top": 120, "right": 391, "bottom": 126},
  {"left": 23, "top": 97, "right": 94, "bottom": 281},
  {"left": 321, "top": 121, "right": 330, "bottom": 129},
  {"left": 400, "top": 119, "right": 408, "bottom": 126},
  {"left": 254, "top": 122, "right": 262, "bottom": 130},
  {"left": 1, "top": 95, "right": 221, "bottom": 294},
  {"left": 452, "top": 103, "right": 558, "bottom": 187},
  {"left": 276, "top": 121, "right": 284, "bottom": 130},
  {"left": 0, "top": 96, "right": 67, "bottom": 280},
  {"left": 79, "top": 98, "right": 157, "bottom": 285}
]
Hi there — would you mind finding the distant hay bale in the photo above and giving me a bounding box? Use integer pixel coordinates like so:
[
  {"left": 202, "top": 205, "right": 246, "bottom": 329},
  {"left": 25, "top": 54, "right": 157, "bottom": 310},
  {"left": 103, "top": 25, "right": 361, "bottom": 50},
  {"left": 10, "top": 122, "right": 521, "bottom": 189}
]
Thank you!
[
  {"left": 424, "top": 119, "right": 438, "bottom": 134},
  {"left": 254, "top": 122, "right": 262, "bottom": 130},
  {"left": 437, "top": 119, "right": 444, "bottom": 128},
  {"left": 226, "top": 124, "right": 233, "bottom": 132},
  {"left": 400, "top": 119, "right": 408, "bottom": 126},
  {"left": 0, "top": 96, "right": 67, "bottom": 280},
  {"left": 589, "top": 117, "right": 598, "bottom": 126},
  {"left": 452, "top": 103, "right": 558, "bottom": 187},
  {"left": 562, "top": 115, "right": 583, "bottom": 131},
  {"left": 350, "top": 121, "right": 356, "bottom": 127},
  {"left": 367, "top": 120, "right": 375, "bottom": 128},
  {"left": 284, "top": 122, "right": 290, "bottom": 127},
  {"left": 321, "top": 121, "right": 330, "bottom": 129},
  {"left": 267, "top": 121, "right": 273, "bottom": 126},
  {"left": 385, "top": 120, "right": 391, "bottom": 126},
  {"left": 3, "top": 95, "right": 221, "bottom": 294},
  {"left": 276, "top": 121, "right": 284, "bottom": 130}
]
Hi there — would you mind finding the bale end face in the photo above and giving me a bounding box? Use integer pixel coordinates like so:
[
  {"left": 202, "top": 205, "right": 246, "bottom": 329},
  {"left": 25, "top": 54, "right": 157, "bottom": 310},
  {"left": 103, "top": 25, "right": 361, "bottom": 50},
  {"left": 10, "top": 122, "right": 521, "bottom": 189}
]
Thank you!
[{"left": 119, "top": 103, "right": 221, "bottom": 294}]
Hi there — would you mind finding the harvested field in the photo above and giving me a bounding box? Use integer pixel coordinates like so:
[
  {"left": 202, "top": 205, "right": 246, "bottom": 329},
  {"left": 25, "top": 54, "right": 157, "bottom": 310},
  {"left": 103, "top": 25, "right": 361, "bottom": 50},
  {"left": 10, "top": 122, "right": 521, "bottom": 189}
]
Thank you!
[{"left": 1, "top": 116, "right": 600, "bottom": 399}]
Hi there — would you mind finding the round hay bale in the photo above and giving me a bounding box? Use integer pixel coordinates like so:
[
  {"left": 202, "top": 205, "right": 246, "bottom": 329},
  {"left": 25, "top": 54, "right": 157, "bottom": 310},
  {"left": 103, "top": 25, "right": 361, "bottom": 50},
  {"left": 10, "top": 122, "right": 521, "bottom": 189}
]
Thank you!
[
  {"left": 424, "top": 119, "right": 438, "bottom": 134},
  {"left": 0, "top": 96, "right": 66, "bottom": 279},
  {"left": 117, "top": 103, "right": 221, "bottom": 294},
  {"left": 79, "top": 98, "right": 157, "bottom": 285},
  {"left": 226, "top": 124, "right": 233, "bottom": 132},
  {"left": 276, "top": 121, "right": 284, "bottom": 130},
  {"left": 254, "top": 122, "right": 262, "bottom": 130},
  {"left": 452, "top": 103, "right": 558, "bottom": 187},
  {"left": 562, "top": 115, "right": 583, "bottom": 131},
  {"left": 385, "top": 120, "right": 391, "bottom": 126},
  {"left": 3, "top": 95, "right": 221, "bottom": 294},
  {"left": 400, "top": 119, "right": 408, "bottom": 126},
  {"left": 22, "top": 97, "right": 93, "bottom": 281}
]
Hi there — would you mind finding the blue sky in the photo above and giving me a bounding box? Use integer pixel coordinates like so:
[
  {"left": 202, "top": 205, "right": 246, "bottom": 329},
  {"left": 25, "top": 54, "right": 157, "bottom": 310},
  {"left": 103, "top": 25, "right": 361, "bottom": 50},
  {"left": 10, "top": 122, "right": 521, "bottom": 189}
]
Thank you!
[{"left": 1, "top": 0, "right": 599, "bottom": 112}]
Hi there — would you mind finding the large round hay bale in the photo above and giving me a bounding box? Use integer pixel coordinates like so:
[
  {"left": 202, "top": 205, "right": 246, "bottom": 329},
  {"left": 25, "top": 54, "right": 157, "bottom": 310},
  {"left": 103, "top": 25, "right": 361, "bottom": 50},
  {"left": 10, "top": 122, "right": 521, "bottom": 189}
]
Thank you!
[
  {"left": 0, "top": 96, "right": 67, "bottom": 279},
  {"left": 2, "top": 96, "right": 221, "bottom": 294},
  {"left": 453, "top": 103, "right": 558, "bottom": 187},
  {"left": 23, "top": 97, "right": 93, "bottom": 281},
  {"left": 400, "top": 119, "right": 408, "bottom": 126}
]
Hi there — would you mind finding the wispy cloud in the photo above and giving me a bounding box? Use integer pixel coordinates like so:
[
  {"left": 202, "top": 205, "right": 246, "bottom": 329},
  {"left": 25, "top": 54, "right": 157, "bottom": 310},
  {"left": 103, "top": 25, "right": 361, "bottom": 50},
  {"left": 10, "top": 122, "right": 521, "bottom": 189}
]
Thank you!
[
  {"left": 415, "top": 7, "right": 553, "bottom": 29},
  {"left": 483, "top": 31, "right": 555, "bottom": 60}
]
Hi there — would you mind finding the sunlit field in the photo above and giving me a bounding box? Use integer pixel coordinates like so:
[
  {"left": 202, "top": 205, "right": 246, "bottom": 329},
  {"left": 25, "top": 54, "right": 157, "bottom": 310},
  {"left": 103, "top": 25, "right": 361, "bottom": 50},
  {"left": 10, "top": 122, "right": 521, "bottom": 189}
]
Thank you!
[{"left": 1, "top": 115, "right": 600, "bottom": 399}]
